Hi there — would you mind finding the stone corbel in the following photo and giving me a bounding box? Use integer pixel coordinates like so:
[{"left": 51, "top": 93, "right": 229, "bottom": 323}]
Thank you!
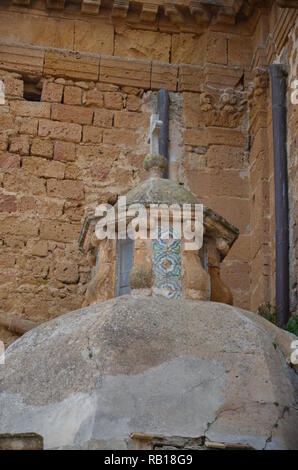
[
  {"left": 140, "top": 3, "right": 159, "bottom": 22},
  {"left": 276, "top": 0, "right": 298, "bottom": 8},
  {"left": 46, "top": 0, "right": 65, "bottom": 9},
  {"left": 12, "top": 0, "right": 31, "bottom": 5},
  {"left": 164, "top": 3, "right": 184, "bottom": 25},
  {"left": 189, "top": 0, "right": 211, "bottom": 24},
  {"left": 81, "top": 0, "right": 101, "bottom": 15},
  {"left": 112, "top": 0, "right": 130, "bottom": 18}
]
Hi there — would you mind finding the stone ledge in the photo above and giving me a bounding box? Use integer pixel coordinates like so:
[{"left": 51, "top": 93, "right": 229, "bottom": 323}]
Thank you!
[{"left": 0, "top": 43, "right": 251, "bottom": 92}]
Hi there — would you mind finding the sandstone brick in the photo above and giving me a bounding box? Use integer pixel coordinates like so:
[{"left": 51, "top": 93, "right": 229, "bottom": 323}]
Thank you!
[
  {"left": 27, "top": 239, "right": 48, "bottom": 257},
  {"left": 38, "top": 119, "right": 82, "bottom": 143},
  {"left": 74, "top": 20, "right": 114, "bottom": 55},
  {"left": 41, "top": 82, "right": 63, "bottom": 103},
  {"left": 206, "top": 32, "right": 228, "bottom": 65},
  {"left": 204, "top": 64, "right": 243, "bottom": 89},
  {"left": 3, "top": 172, "right": 46, "bottom": 196},
  {"left": 183, "top": 92, "right": 201, "bottom": 128},
  {"left": 4, "top": 76, "right": 23, "bottom": 99},
  {"left": 64, "top": 86, "right": 82, "bottom": 105},
  {"left": 114, "top": 111, "right": 149, "bottom": 129},
  {"left": 54, "top": 262, "right": 79, "bottom": 284},
  {"left": 44, "top": 50, "right": 99, "bottom": 81},
  {"left": 40, "top": 220, "right": 81, "bottom": 243},
  {"left": 18, "top": 117, "right": 38, "bottom": 136},
  {"left": 38, "top": 199, "right": 64, "bottom": 219},
  {"left": 184, "top": 128, "right": 248, "bottom": 147},
  {"left": 178, "top": 65, "right": 203, "bottom": 92},
  {"left": 0, "top": 253, "right": 15, "bottom": 268},
  {"left": 172, "top": 33, "right": 206, "bottom": 65},
  {"left": 90, "top": 162, "right": 111, "bottom": 181},
  {"left": 64, "top": 163, "right": 80, "bottom": 180},
  {"left": 22, "top": 157, "right": 65, "bottom": 180},
  {"left": 93, "top": 109, "right": 113, "bottom": 128},
  {"left": 9, "top": 135, "right": 30, "bottom": 155},
  {"left": 54, "top": 141, "right": 76, "bottom": 162},
  {"left": 0, "top": 195, "right": 17, "bottom": 213},
  {"left": 51, "top": 104, "right": 93, "bottom": 125},
  {"left": 202, "top": 196, "right": 250, "bottom": 234},
  {"left": 31, "top": 138, "right": 53, "bottom": 159},
  {"left": 0, "top": 112, "right": 15, "bottom": 133},
  {"left": 0, "top": 44, "right": 44, "bottom": 76},
  {"left": 0, "top": 153, "right": 20, "bottom": 170},
  {"left": 83, "top": 126, "right": 103, "bottom": 144},
  {"left": 228, "top": 35, "right": 252, "bottom": 68},
  {"left": 0, "top": 11, "right": 73, "bottom": 49},
  {"left": 151, "top": 63, "right": 178, "bottom": 91},
  {"left": 207, "top": 146, "right": 248, "bottom": 170},
  {"left": 100, "top": 56, "right": 150, "bottom": 89},
  {"left": 126, "top": 95, "right": 142, "bottom": 112},
  {"left": 18, "top": 196, "right": 37, "bottom": 212},
  {"left": 103, "top": 92, "right": 123, "bottom": 110},
  {"left": 0, "top": 135, "right": 8, "bottom": 152},
  {"left": 221, "top": 260, "right": 250, "bottom": 291},
  {"left": 103, "top": 129, "right": 137, "bottom": 146},
  {"left": 115, "top": 27, "right": 171, "bottom": 62},
  {"left": 0, "top": 216, "right": 39, "bottom": 237},
  {"left": 85, "top": 89, "right": 103, "bottom": 108},
  {"left": 47, "top": 179, "right": 85, "bottom": 200},
  {"left": 10, "top": 101, "right": 50, "bottom": 119}
]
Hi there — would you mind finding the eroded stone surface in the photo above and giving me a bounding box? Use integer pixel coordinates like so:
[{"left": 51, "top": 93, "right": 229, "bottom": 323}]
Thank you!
[{"left": 0, "top": 296, "right": 297, "bottom": 449}]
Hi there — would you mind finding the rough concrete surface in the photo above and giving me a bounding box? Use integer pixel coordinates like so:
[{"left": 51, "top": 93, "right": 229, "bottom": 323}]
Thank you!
[{"left": 0, "top": 295, "right": 297, "bottom": 450}]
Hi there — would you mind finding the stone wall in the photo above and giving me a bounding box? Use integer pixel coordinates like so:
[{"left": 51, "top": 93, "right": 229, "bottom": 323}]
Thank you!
[{"left": 0, "top": 1, "right": 297, "bottom": 345}]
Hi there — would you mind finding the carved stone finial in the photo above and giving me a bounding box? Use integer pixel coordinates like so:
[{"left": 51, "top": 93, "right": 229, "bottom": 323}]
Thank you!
[{"left": 143, "top": 154, "right": 168, "bottom": 177}]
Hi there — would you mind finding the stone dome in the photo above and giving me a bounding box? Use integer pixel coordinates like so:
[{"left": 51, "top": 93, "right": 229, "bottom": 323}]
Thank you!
[
  {"left": 125, "top": 177, "right": 198, "bottom": 207},
  {"left": 0, "top": 295, "right": 297, "bottom": 450}
]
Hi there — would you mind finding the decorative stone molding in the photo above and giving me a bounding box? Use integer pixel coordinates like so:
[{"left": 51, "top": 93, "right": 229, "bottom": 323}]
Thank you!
[
  {"left": 81, "top": 0, "right": 101, "bottom": 15},
  {"left": 247, "top": 67, "right": 269, "bottom": 110},
  {"left": 7, "top": 0, "right": 262, "bottom": 26},
  {"left": 199, "top": 87, "right": 247, "bottom": 128}
]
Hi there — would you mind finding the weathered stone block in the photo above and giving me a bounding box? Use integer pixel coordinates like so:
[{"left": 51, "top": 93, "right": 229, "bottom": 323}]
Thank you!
[
  {"left": 44, "top": 50, "right": 99, "bottom": 81},
  {"left": 40, "top": 220, "right": 81, "bottom": 243},
  {"left": 0, "top": 433, "right": 43, "bottom": 451},
  {"left": 100, "top": 56, "right": 150, "bottom": 88},
  {"left": 38, "top": 119, "right": 82, "bottom": 143},
  {"left": 64, "top": 86, "right": 82, "bottom": 106},
  {"left": 115, "top": 27, "right": 171, "bottom": 62},
  {"left": 151, "top": 63, "right": 178, "bottom": 91},
  {"left": 83, "top": 126, "right": 103, "bottom": 144},
  {"left": 10, "top": 101, "right": 51, "bottom": 119},
  {"left": 41, "top": 82, "right": 64, "bottom": 103},
  {"left": 103, "top": 92, "right": 123, "bottom": 110},
  {"left": 55, "top": 262, "right": 79, "bottom": 284},
  {"left": 9, "top": 135, "right": 30, "bottom": 155},
  {"left": 114, "top": 111, "right": 149, "bottom": 129},
  {"left": 3, "top": 77, "right": 23, "bottom": 99},
  {"left": 74, "top": 21, "right": 114, "bottom": 55},
  {"left": 31, "top": 138, "right": 53, "bottom": 159},
  {"left": 51, "top": 104, "right": 93, "bottom": 125},
  {"left": 0, "top": 44, "right": 44, "bottom": 76},
  {"left": 0, "top": 195, "right": 17, "bottom": 213},
  {"left": 103, "top": 129, "right": 137, "bottom": 146},
  {"left": 93, "top": 109, "right": 113, "bottom": 128},
  {"left": 22, "top": 157, "right": 65, "bottom": 180},
  {"left": 47, "top": 179, "right": 85, "bottom": 200},
  {"left": 54, "top": 141, "right": 76, "bottom": 162},
  {"left": 85, "top": 89, "right": 103, "bottom": 108},
  {"left": 0, "top": 153, "right": 20, "bottom": 170}
]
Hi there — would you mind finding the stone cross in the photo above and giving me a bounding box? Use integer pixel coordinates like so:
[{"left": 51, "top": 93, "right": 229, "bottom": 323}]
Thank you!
[{"left": 149, "top": 114, "right": 163, "bottom": 156}]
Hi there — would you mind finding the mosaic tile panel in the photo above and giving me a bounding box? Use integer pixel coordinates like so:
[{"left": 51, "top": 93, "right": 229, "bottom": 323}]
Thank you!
[{"left": 152, "top": 227, "right": 182, "bottom": 299}]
